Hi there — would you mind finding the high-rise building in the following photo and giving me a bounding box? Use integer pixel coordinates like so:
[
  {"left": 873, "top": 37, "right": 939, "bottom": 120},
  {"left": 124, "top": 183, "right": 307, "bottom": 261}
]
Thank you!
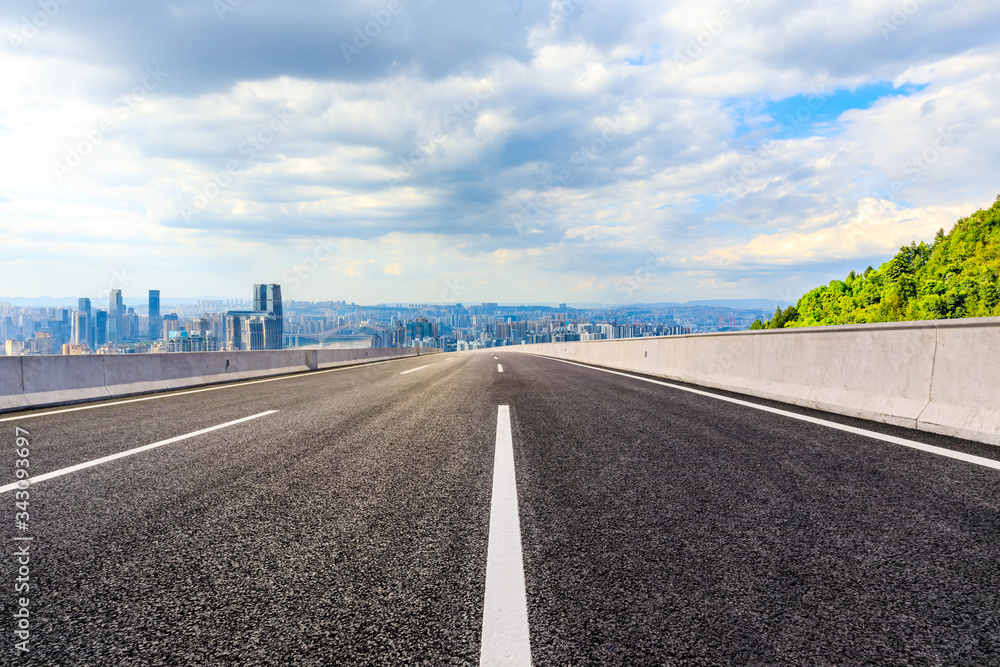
[
  {"left": 223, "top": 284, "right": 284, "bottom": 351},
  {"left": 122, "top": 307, "right": 139, "bottom": 339},
  {"left": 245, "top": 318, "right": 265, "bottom": 351},
  {"left": 107, "top": 289, "right": 123, "bottom": 343},
  {"left": 253, "top": 284, "right": 282, "bottom": 318},
  {"left": 253, "top": 284, "right": 283, "bottom": 350},
  {"left": 162, "top": 313, "right": 181, "bottom": 340},
  {"left": 225, "top": 313, "right": 247, "bottom": 350},
  {"left": 225, "top": 311, "right": 272, "bottom": 351},
  {"left": 208, "top": 313, "right": 226, "bottom": 341},
  {"left": 72, "top": 310, "right": 89, "bottom": 347},
  {"left": 190, "top": 317, "right": 210, "bottom": 337},
  {"left": 94, "top": 310, "right": 108, "bottom": 348},
  {"left": 148, "top": 290, "right": 161, "bottom": 341},
  {"left": 78, "top": 297, "right": 94, "bottom": 349},
  {"left": 35, "top": 332, "right": 53, "bottom": 355}
]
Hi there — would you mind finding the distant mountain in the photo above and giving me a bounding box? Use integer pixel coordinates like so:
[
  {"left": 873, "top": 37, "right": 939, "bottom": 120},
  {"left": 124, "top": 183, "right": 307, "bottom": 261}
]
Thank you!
[
  {"left": 0, "top": 296, "right": 80, "bottom": 308},
  {"left": 0, "top": 296, "right": 792, "bottom": 311},
  {"left": 0, "top": 296, "right": 239, "bottom": 308},
  {"left": 635, "top": 299, "right": 792, "bottom": 310},
  {"left": 753, "top": 195, "right": 1000, "bottom": 328}
]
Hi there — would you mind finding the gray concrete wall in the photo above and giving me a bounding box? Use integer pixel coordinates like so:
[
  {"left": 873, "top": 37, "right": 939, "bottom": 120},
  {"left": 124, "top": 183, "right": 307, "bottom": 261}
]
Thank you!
[
  {"left": 0, "top": 347, "right": 438, "bottom": 413},
  {"left": 511, "top": 317, "right": 1000, "bottom": 446}
]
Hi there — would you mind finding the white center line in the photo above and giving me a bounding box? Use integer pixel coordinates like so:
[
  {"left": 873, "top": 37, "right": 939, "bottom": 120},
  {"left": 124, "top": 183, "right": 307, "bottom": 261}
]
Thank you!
[
  {"left": 480, "top": 405, "right": 532, "bottom": 666},
  {"left": 534, "top": 356, "right": 1000, "bottom": 472},
  {"left": 497, "top": 364, "right": 504, "bottom": 373},
  {"left": 0, "top": 411, "right": 278, "bottom": 494},
  {"left": 399, "top": 365, "right": 430, "bottom": 375}
]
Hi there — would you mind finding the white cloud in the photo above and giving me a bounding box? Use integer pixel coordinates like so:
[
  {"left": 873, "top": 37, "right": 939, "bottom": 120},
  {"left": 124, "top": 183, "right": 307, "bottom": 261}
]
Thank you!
[
  {"left": 1, "top": 0, "right": 999, "bottom": 303},
  {"left": 691, "top": 199, "right": 970, "bottom": 266}
]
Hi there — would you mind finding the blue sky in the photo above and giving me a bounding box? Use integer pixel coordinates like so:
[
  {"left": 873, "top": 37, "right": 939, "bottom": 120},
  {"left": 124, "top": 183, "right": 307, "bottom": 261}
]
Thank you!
[
  {"left": 731, "top": 82, "right": 932, "bottom": 142},
  {"left": 1, "top": 0, "right": 999, "bottom": 305}
]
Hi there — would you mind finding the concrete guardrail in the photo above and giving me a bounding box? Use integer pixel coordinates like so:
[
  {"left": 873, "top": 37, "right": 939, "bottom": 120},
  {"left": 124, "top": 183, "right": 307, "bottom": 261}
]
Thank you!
[
  {"left": 0, "top": 347, "right": 437, "bottom": 413},
  {"left": 510, "top": 317, "right": 1000, "bottom": 446}
]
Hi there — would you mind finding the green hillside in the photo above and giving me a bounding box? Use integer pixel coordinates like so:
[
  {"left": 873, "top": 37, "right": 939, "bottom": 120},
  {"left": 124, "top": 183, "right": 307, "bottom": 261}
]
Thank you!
[{"left": 751, "top": 195, "right": 1000, "bottom": 329}]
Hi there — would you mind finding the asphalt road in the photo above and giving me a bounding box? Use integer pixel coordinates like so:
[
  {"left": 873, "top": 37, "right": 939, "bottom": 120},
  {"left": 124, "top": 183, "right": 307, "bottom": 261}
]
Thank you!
[{"left": 2, "top": 351, "right": 999, "bottom": 665}]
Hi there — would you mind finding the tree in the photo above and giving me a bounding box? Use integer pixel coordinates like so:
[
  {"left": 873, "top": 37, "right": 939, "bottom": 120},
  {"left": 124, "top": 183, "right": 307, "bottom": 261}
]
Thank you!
[{"left": 755, "top": 197, "right": 1000, "bottom": 328}]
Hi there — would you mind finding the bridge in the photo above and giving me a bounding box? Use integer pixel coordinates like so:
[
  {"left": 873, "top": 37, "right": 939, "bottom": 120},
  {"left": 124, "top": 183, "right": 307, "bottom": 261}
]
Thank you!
[
  {"left": 290, "top": 321, "right": 393, "bottom": 344},
  {"left": 1, "top": 320, "right": 998, "bottom": 664}
]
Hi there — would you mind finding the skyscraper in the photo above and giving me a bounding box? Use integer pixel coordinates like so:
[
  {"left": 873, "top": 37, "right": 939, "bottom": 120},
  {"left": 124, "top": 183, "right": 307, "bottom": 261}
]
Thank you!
[
  {"left": 253, "top": 285, "right": 282, "bottom": 316},
  {"left": 94, "top": 310, "right": 108, "bottom": 348},
  {"left": 78, "top": 298, "right": 94, "bottom": 349},
  {"left": 224, "top": 284, "right": 283, "bottom": 351},
  {"left": 148, "top": 290, "right": 161, "bottom": 341},
  {"left": 58, "top": 309, "right": 71, "bottom": 348},
  {"left": 108, "top": 289, "right": 123, "bottom": 343},
  {"left": 252, "top": 283, "right": 283, "bottom": 350},
  {"left": 162, "top": 313, "right": 180, "bottom": 340},
  {"left": 72, "top": 310, "right": 89, "bottom": 347},
  {"left": 123, "top": 307, "right": 139, "bottom": 339}
]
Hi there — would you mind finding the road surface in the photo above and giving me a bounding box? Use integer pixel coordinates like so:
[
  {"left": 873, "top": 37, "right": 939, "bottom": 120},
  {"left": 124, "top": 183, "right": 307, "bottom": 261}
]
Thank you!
[{"left": 2, "top": 351, "right": 998, "bottom": 665}]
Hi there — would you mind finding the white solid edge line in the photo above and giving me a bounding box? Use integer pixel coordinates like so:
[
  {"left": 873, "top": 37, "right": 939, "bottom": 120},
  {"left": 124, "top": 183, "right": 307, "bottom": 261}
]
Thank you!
[
  {"left": 0, "top": 411, "right": 279, "bottom": 494},
  {"left": 497, "top": 364, "right": 504, "bottom": 373},
  {"left": 536, "top": 356, "right": 1000, "bottom": 472},
  {"left": 400, "top": 365, "right": 430, "bottom": 375},
  {"left": 0, "top": 355, "right": 430, "bottom": 423},
  {"left": 480, "top": 405, "right": 532, "bottom": 666}
]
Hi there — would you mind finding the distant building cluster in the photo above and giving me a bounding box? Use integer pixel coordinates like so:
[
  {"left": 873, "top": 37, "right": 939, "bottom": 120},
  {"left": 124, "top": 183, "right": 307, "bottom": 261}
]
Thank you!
[
  {"left": 282, "top": 302, "right": 708, "bottom": 351},
  {"left": 225, "top": 284, "right": 284, "bottom": 351},
  {"left": 1, "top": 284, "right": 285, "bottom": 355},
  {"left": 1, "top": 290, "right": 768, "bottom": 356}
]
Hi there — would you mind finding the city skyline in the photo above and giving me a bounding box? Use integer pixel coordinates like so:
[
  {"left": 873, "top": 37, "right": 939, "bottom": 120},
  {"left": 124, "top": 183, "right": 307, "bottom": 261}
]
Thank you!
[{"left": 0, "top": 279, "right": 754, "bottom": 356}]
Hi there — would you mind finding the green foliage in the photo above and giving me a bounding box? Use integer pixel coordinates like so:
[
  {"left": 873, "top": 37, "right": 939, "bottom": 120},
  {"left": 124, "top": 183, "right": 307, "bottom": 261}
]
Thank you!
[{"left": 758, "top": 195, "right": 1000, "bottom": 328}]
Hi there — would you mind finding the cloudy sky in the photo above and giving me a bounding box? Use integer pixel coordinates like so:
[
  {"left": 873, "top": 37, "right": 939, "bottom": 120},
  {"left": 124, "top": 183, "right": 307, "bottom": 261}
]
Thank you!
[{"left": 1, "top": 0, "right": 998, "bottom": 306}]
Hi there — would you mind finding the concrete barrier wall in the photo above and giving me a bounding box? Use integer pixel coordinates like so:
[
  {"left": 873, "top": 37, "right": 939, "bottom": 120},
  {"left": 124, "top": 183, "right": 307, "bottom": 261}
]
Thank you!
[
  {"left": 511, "top": 317, "right": 1000, "bottom": 446},
  {"left": 918, "top": 320, "right": 1000, "bottom": 444},
  {"left": 314, "top": 347, "right": 417, "bottom": 369},
  {"left": 0, "top": 347, "right": 438, "bottom": 413},
  {"left": 21, "top": 355, "right": 111, "bottom": 408},
  {"left": 0, "top": 358, "right": 25, "bottom": 411}
]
